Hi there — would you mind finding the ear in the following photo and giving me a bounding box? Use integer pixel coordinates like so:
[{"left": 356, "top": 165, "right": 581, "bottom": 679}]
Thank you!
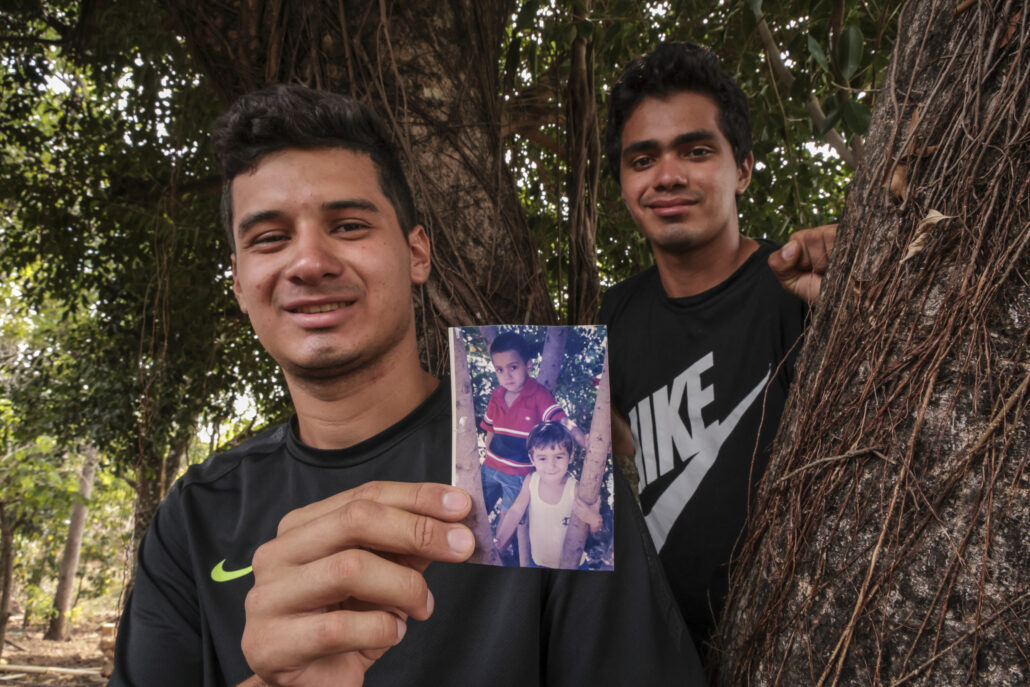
[
  {"left": 230, "top": 253, "right": 248, "bottom": 314},
  {"left": 736, "top": 152, "right": 754, "bottom": 195},
  {"left": 408, "top": 224, "right": 431, "bottom": 285}
]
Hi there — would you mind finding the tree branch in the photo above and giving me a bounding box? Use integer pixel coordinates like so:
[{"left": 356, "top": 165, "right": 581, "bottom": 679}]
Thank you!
[{"left": 756, "top": 15, "right": 859, "bottom": 168}]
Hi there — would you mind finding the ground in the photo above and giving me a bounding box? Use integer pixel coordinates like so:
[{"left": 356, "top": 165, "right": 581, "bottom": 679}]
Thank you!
[{"left": 1, "top": 613, "right": 113, "bottom": 686}]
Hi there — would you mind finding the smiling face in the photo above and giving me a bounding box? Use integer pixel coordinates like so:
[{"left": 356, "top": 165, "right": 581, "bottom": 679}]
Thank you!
[
  {"left": 529, "top": 443, "right": 571, "bottom": 486},
  {"left": 229, "top": 147, "right": 430, "bottom": 383},
  {"left": 491, "top": 349, "right": 529, "bottom": 395},
  {"left": 619, "top": 90, "right": 753, "bottom": 258}
]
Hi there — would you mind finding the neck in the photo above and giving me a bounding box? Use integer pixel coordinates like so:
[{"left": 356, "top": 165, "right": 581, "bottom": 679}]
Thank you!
[
  {"left": 653, "top": 231, "right": 758, "bottom": 299},
  {"left": 285, "top": 336, "right": 438, "bottom": 450}
]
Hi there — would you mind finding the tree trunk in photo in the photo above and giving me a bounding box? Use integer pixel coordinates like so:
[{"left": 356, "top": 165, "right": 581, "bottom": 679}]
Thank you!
[
  {"left": 536, "top": 326, "right": 569, "bottom": 392},
  {"left": 561, "top": 349, "right": 611, "bottom": 568},
  {"left": 714, "top": 1, "right": 1030, "bottom": 685},
  {"left": 0, "top": 506, "right": 13, "bottom": 661},
  {"left": 452, "top": 329, "right": 501, "bottom": 565},
  {"left": 45, "top": 446, "right": 99, "bottom": 641},
  {"left": 163, "top": 0, "right": 556, "bottom": 374}
]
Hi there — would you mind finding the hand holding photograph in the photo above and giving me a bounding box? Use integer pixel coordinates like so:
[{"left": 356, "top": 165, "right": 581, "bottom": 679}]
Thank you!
[{"left": 450, "top": 325, "right": 614, "bottom": 571}]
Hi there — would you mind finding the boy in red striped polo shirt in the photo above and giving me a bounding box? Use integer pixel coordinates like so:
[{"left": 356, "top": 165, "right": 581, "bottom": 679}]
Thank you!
[{"left": 480, "top": 332, "right": 586, "bottom": 554}]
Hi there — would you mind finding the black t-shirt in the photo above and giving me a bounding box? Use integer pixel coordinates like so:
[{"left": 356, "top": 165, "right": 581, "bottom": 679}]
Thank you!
[
  {"left": 599, "top": 240, "right": 807, "bottom": 652},
  {"left": 109, "top": 382, "right": 704, "bottom": 686}
]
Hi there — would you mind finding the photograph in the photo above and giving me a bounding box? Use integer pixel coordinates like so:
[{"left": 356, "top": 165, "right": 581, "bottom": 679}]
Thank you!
[{"left": 450, "top": 325, "right": 614, "bottom": 571}]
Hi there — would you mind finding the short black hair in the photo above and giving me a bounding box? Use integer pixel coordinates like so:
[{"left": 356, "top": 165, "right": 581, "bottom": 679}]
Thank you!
[
  {"left": 605, "top": 42, "right": 752, "bottom": 185},
  {"left": 489, "top": 331, "right": 533, "bottom": 363},
  {"left": 527, "top": 421, "right": 576, "bottom": 459},
  {"left": 211, "top": 84, "right": 418, "bottom": 251}
]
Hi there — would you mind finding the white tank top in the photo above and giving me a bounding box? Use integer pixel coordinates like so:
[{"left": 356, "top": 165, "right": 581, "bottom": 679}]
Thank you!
[{"left": 527, "top": 473, "right": 577, "bottom": 568}]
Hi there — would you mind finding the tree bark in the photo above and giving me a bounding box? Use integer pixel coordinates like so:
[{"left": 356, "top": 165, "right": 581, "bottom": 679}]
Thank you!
[
  {"left": 162, "top": 0, "right": 557, "bottom": 373},
  {"left": 565, "top": 0, "right": 601, "bottom": 324},
  {"left": 45, "top": 446, "right": 99, "bottom": 641},
  {"left": 715, "top": 1, "right": 1030, "bottom": 685},
  {"left": 536, "top": 326, "right": 568, "bottom": 393},
  {"left": 451, "top": 329, "right": 500, "bottom": 565},
  {"left": 560, "top": 349, "right": 611, "bottom": 569}
]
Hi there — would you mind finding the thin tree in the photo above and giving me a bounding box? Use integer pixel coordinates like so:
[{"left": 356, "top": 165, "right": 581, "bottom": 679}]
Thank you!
[
  {"left": 44, "top": 445, "right": 99, "bottom": 641},
  {"left": 560, "top": 348, "right": 611, "bottom": 569},
  {"left": 451, "top": 330, "right": 501, "bottom": 565},
  {"left": 715, "top": 0, "right": 1030, "bottom": 684}
]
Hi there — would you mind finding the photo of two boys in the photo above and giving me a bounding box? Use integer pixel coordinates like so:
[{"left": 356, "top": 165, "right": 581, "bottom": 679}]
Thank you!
[{"left": 450, "top": 325, "right": 615, "bottom": 571}]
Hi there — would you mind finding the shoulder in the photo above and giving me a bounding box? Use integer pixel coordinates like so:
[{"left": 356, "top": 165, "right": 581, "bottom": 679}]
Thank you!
[
  {"left": 173, "top": 422, "right": 290, "bottom": 495},
  {"left": 599, "top": 266, "right": 659, "bottom": 325}
]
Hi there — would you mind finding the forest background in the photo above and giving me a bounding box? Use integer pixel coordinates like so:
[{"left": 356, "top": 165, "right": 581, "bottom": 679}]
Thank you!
[{"left": 0, "top": 0, "right": 896, "bottom": 658}]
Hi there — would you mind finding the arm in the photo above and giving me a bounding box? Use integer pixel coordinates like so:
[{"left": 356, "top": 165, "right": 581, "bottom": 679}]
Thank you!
[
  {"left": 241, "top": 482, "right": 475, "bottom": 687},
  {"left": 493, "top": 479, "right": 531, "bottom": 553},
  {"left": 767, "top": 224, "right": 837, "bottom": 305},
  {"left": 573, "top": 496, "right": 603, "bottom": 533},
  {"left": 483, "top": 430, "right": 494, "bottom": 450}
]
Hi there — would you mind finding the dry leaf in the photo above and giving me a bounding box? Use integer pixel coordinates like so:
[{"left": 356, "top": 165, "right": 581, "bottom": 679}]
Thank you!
[{"left": 901, "top": 210, "right": 955, "bottom": 263}]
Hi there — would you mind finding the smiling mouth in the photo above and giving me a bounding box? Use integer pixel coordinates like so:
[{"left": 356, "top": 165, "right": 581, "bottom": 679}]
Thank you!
[{"left": 292, "top": 302, "right": 351, "bottom": 314}]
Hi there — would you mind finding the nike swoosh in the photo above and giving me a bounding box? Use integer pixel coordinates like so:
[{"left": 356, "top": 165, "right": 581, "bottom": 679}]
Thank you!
[{"left": 211, "top": 559, "right": 253, "bottom": 582}]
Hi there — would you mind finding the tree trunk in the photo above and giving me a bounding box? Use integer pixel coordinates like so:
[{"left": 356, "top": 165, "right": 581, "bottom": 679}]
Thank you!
[
  {"left": 560, "top": 349, "right": 611, "bottom": 569},
  {"left": 714, "top": 1, "right": 1030, "bottom": 685},
  {"left": 162, "top": 0, "right": 557, "bottom": 373},
  {"left": 536, "top": 326, "right": 569, "bottom": 392},
  {"left": 565, "top": 0, "right": 601, "bottom": 325},
  {"left": 0, "top": 506, "right": 13, "bottom": 661},
  {"left": 45, "top": 446, "right": 99, "bottom": 641},
  {"left": 127, "top": 440, "right": 187, "bottom": 593},
  {"left": 451, "top": 329, "right": 501, "bottom": 565}
]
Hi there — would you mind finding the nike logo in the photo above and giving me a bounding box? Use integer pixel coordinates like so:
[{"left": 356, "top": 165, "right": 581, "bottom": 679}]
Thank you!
[{"left": 211, "top": 559, "right": 253, "bottom": 582}]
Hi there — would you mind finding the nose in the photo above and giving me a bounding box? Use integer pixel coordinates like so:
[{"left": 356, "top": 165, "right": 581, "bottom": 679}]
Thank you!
[
  {"left": 653, "top": 153, "right": 687, "bottom": 191},
  {"left": 286, "top": 225, "right": 344, "bottom": 284}
]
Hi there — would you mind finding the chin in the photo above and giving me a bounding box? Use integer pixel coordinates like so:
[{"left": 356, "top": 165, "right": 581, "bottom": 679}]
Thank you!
[{"left": 279, "top": 351, "right": 366, "bottom": 381}]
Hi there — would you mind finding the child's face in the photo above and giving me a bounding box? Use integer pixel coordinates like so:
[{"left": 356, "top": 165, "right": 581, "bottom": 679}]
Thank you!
[
  {"left": 491, "top": 350, "right": 529, "bottom": 394},
  {"left": 529, "top": 444, "right": 571, "bottom": 485}
]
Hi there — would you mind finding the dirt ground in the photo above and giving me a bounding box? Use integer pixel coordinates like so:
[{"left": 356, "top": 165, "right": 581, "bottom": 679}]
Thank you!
[{"left": 1, "top": 614, "right": 114, "bottom": 686}]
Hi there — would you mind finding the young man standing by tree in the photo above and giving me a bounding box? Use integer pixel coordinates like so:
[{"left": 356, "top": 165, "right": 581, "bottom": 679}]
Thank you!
[
  {"left": 109, "top": 84, "right": 702, "bottom": 687},
  {"left": 599, "top": 42, "right": 833, "bottom": 657}
]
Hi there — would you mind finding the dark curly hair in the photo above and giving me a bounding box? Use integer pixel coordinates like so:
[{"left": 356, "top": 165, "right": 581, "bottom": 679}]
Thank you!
[
  {"left": 605, "top": 42, "right": 752, "bottom": 185},
  {"left": 211, "top": 84, "right": 417, "bottom": 251},
  {"left": 527, "top": 421, "right": 577, "bottom": 459}
]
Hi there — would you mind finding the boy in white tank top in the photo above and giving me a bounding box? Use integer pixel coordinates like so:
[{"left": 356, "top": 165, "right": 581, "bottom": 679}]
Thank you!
[{"left": 494, "top": 422, "right": 603, "bottom": 568}]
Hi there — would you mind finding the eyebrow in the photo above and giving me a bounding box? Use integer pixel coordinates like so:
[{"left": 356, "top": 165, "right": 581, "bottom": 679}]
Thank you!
[
  {"left": 236, "top": 198, "right": 381, "bottom": 239},
  {"left": 621, "top": 129, "right": 719, "bottom": 158}
]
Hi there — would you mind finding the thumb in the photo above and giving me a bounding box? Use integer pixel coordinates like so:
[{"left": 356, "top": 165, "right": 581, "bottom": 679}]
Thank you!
[{"left": 768, "top": 241, "right": 800, "bottom": 280}]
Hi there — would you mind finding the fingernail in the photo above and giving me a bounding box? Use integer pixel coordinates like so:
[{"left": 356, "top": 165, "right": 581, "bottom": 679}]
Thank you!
[
  {"left": 426, "top": 590, "right": 435, "bottom": 616},
  {"left": 447, "top": 527, "right": 475, "bottom": 554},
  {"left": 396, "top": 616, "right": 407, "bottom": 641},
  {"left": 443, "top": 490, "right": 468, "bottom": 512},
  {"left": 782, "top": 242, "right": 799, "bottom": 260}
]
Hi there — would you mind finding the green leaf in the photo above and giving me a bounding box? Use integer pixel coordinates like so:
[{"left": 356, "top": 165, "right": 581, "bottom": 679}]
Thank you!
[
  {"left": 841, "top": 98, "right": 872, "bottom": 135},
  {"left": 837, "top": 24, "right": 864, "bottom": 81},
  {"left": 808, "top": 35, "right": 830, "bottom": 73}
]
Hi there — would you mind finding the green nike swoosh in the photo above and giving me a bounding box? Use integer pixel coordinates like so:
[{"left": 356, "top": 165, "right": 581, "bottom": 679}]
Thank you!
[{"left": 211, "top": 559, "right": 253, "bottom": 582}]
